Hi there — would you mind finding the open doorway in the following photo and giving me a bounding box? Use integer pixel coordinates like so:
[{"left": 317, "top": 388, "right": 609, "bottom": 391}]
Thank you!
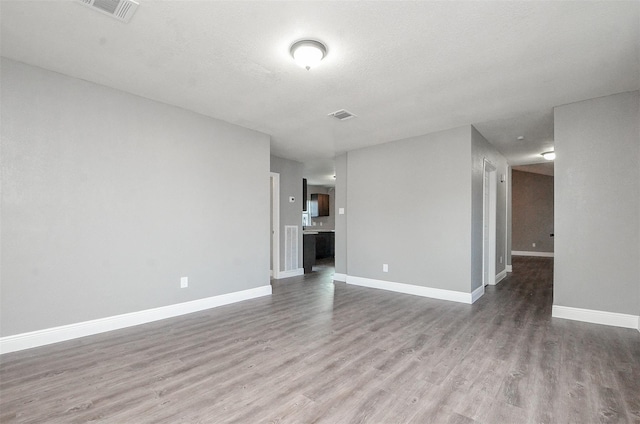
[
  {"left": 511, "top": 163, "right": 554, "bottom": 261},
  {"left": 303, "top": 185, "right": 335, "bottom": 275}
]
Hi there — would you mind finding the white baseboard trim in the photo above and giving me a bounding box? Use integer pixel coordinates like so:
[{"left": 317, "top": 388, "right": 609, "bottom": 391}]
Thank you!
[
  {"left": 471, "top": 286, "right": 484, "bottom": 303},
  {"left": 495, "top": 269, "right": 508, "bottom": 284},
  {"left": 506, "top": 265, "right": 513, "bottom": 272},
  {"left": 0, "top": 285, "right": 273, "bottom": 355},
  {"left": 346, "top": 276, "right": 475, "bottom": 304},
  {"left": 552, "top": 305, "right": 640, "bottom": 330},
  {"left": 512, "top": 251, "right": 554, "bottom": 258},
  {"left": 333, "top": 273, "right": 347, "bottom": 282},
  {"left": 275, "top": 268, "right": 304, "bottom": 279}
]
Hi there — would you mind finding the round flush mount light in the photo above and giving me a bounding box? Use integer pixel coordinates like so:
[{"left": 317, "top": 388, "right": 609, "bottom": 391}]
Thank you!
[
  {"left": 541, "top": 151, "right": 556, "bottom": 161},
  {"left": 290, "top": 39, "right": 327, "bottom": 70}
]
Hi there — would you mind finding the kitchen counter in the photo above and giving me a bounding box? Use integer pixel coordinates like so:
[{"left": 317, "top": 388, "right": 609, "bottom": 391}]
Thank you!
[{"left": 303, "top": 229, "right": 335, "bottom": 235}]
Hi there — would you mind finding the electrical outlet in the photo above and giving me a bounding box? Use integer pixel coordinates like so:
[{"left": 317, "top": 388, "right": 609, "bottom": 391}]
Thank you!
[
  {"left": 500, "top": 256, "right": 503, "bottom": 264},
  {"left": 180, "top": 277, "right": 188, "bottom": 288},
  {"left": 383, "top": 264, "right": 389, "bottom": 272},
  {"left": 532, "top": 242, "right": 536, "bottom": 248}
]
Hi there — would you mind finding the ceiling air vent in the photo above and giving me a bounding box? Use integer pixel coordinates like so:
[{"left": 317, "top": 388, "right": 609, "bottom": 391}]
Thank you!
[
  {"left": 78, "top": 0, "right": 139, "bottom": 23},
  {"left": 328, "top": 109, "right": 356, "bottom": 121}
]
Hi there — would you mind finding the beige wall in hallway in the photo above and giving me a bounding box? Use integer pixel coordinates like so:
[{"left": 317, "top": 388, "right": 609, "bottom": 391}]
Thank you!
[{"left": 512, "top": 170, "right": 554, "bottom": 253}]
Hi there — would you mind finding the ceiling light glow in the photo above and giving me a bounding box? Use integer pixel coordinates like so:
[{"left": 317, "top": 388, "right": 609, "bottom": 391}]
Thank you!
[
  {"left": 290, "top": 40, "right": 327, "bottom": 70},
  {"left": 541, "top": 151, "right": 556, "bottom": 161}
]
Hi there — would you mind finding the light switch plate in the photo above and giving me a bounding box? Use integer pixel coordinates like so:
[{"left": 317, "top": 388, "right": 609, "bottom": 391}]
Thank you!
[{"left": 339, "top": 208, "right": 345, "bottom": 215}]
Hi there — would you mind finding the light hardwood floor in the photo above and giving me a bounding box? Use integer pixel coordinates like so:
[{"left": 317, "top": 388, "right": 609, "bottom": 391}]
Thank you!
[{"left": 1, "top": 257, "right": 639, "bottom": 423}]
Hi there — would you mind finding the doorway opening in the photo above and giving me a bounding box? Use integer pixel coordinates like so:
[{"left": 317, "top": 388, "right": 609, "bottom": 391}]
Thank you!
[{"left": 510, "top": 163, "right": 555, "bottom": 262}]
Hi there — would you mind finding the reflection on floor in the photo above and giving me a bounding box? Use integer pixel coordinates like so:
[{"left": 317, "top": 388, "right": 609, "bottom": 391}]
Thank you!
[{"left": 312, "top": 257, "right": 335, "bottom": 275}]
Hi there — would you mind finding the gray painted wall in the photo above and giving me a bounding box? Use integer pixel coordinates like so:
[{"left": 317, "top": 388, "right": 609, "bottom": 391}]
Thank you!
[
  {"left": 554, "top": 90, "right": 639, "bottom": 315},
  {"left": 471, "top": 126, "right": 509, "bottom": 290},
  {"left": 1, "top": 59, "right": 271, "bottom": 336},
  {"left": 307, "top": 185, "right": 335, "bottom": 230},
  {"left": 512, "top": 170, "right": 554, "bottom": 253},
  {"left": 346, "top": 126, "right": 472, "bottom": 292},
  {"left": 269, "top": 156, "right": 303, "bottom": 272},
  {"left": 334, "top": 154, "right": 347, "bottom": 275}
]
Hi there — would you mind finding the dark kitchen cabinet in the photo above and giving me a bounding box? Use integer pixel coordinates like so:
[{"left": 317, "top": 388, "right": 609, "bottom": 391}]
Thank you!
[
  {"left": 304, "top": 232, "right": 334, "bottom": 272},
  {"left": 315, "top": 232, "right": 335, "bottom": 259},
  {"left": 310, "top": 193, "right": 329, "bottom": 217},
  {"left": 303, "top": 233, "right": 316, "bottom": 273},
  {"left": 302, "top": 179, "right": 307, "bottom": 212}
]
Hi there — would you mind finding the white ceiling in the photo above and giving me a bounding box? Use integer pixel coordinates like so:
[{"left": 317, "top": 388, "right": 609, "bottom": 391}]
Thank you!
[
  {"left": 2, "top": 1, "right": 639, "bottom": 185},
  {"left": 473, "top": 108, "right": 555, "bottom": 167}
]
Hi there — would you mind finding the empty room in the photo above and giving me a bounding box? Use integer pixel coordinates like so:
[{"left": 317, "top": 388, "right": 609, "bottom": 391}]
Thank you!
[{"left": 1, "top": 1, "right": 639, "bottom": 423}]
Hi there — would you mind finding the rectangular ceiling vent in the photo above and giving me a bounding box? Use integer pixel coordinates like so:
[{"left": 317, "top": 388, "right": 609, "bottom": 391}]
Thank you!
[
  {"left": 78, "top": 0, "right": 139, "bottom": 23},
  {"left": 328, "top": 109, "right": 357, "bottom": 121}
]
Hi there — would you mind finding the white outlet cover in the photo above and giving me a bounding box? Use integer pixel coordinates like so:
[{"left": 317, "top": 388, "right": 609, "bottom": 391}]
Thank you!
[
  {"left": 289, "top": 196, "right": 295, "bottom": 203},
  {"left": 383, "top": 264, "right": 389, "bottom": 272},
  {"left": 339, "top": 208, "right": 345, "bottom": 215},
  {"left": 180, "top": 277, "right": 188, "bottom": 288}
]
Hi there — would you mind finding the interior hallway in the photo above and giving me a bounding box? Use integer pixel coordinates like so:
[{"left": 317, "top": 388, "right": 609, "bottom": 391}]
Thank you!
[{"left": 1, "top": 257, "right": 639, "bottom": 423}]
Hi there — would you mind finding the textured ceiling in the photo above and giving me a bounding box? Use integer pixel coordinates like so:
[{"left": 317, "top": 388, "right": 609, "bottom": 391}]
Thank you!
[
  {"left": 1, "top": 1, "right": 639, "bottom": 185},
  {"left": 473, "top": 109, "right": 555, "bottom": 166}
]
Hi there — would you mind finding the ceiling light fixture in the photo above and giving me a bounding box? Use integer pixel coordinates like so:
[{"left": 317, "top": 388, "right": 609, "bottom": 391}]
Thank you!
[
  {"left": 290, "top": 40, "right": 327, "bottom": 70},
  {"left": 541, "top": 151, "right": 556, "bottom": 161}
]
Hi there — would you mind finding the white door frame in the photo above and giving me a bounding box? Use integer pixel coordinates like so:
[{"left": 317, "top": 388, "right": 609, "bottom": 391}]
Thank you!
[
  {"left": 270, "top": 172, "right": 280, "bottom": 279},
  {"left": 483, "top": 159, "right": 497, "bottom": 286},
  {"left": 505, "top": 165, "right": 512, "bottom": 273}
]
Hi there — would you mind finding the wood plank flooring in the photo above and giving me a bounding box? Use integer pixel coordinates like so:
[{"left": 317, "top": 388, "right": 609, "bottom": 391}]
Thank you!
[{"left": 1, "top": 257, "right": 639, "bottom": 423}]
